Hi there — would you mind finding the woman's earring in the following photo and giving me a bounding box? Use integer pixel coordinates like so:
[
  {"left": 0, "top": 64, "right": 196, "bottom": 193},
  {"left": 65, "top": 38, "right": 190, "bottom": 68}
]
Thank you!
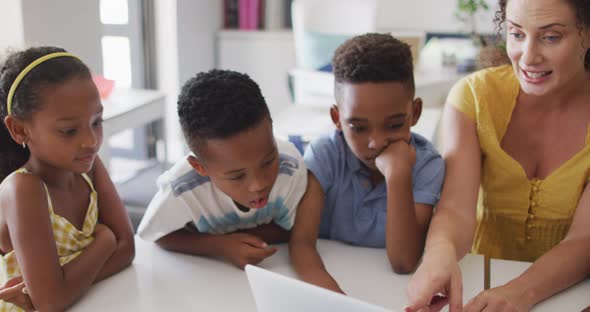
[{"left": 22, "top": 142, "right": 26, "bottom": 149}]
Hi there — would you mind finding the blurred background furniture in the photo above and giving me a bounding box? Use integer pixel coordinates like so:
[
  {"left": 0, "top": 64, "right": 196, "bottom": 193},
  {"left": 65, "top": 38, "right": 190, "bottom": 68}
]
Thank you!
[
  {"left": 290, "top": 0, "right": 378, "bottom": 105},
  {"left": 100, "top": 88, "right": 167, "bottom": 230},
  {"left": 101, "top": 88, "right": 167, "bottom": 173},
  {"left": 272, "top": 0, "right": 461, "bottom": 150},
  {"left": 272, "top": 68, "right": 461, "bottom": 150}
]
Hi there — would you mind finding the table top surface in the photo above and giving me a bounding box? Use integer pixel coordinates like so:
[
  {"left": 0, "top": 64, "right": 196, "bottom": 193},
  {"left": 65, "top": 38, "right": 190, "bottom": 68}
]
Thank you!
[
  {"left": 70, "top": 238, "right": 484, "bottom": 312},
  {"left": 102, "top": 88, "right": 166, "bottom": 120},
  {"left": 69, "top": 238, "right": 590, "bottom": 311},
  {"left": 490, "top": 258, "right": 590, "bottom": 311}
]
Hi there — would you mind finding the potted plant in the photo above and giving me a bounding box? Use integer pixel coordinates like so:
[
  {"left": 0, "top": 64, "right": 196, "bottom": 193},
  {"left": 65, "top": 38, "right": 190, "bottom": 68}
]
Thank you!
[
  {"left": 455, "top": 0, "right": 489, "bottom": 45},
  {"left": 455, "top": 0, "right": 510, "bottom": 69}
]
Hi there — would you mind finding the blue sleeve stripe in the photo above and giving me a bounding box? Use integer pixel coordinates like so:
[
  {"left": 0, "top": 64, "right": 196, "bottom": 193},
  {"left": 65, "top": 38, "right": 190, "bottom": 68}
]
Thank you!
[
  {"left": 171, "top": 170, "right": 210, "bottom": 197},
  {"left": 278, "top": 153, "right": 299, "bottom": 176}
]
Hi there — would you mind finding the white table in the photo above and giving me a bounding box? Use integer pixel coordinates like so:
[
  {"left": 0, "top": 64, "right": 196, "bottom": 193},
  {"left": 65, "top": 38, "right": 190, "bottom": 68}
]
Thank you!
[
  {"left": 100, "top": 88, "right": 167, "bottom": 171},
  {"left": 491, "top": 258, "right": 590, "bottom": 311},
  {"left": 70, "top": 238, "right": 484, "bottom": 311}
]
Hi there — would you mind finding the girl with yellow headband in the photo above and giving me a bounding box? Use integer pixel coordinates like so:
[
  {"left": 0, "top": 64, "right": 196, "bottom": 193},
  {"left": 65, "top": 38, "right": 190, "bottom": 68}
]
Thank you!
[{"left": 0, "top": 47, "right": 135, "bottom": 311}]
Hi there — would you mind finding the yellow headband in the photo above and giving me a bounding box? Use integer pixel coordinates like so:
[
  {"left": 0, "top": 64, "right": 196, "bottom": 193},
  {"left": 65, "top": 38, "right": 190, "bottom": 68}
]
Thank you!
[{"left": 7, "top": 52, "right": 79, "bottom": 115}]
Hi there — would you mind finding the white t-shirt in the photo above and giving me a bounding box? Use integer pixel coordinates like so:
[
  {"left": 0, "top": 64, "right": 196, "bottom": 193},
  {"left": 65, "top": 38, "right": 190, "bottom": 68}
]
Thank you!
[{"left": 137, "top": 139, "right": 307, "bottom": 241}]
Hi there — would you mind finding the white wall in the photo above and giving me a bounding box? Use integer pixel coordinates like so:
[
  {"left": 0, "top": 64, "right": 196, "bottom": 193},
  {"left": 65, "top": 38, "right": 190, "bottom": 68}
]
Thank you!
[
  {"left": 218, "top": 31, "right": 295, "bottom": 116},
  {"left": 377, "top": 0, "right": 498, "bottom": 34},
  {"left": 153, "top": 0, "right": 222, "bottom": 161},
  {"left": 0, "top": 0, "right": 25, "bottom": 57},
  {"left": 153, "top": 0, "right": 183, "bottom": 161},
  {"left": 176, "top": 0, "right": 222, "bottom": 85},
  {"left": 20, "top": 0, "right": 103, "bottom": 74}
]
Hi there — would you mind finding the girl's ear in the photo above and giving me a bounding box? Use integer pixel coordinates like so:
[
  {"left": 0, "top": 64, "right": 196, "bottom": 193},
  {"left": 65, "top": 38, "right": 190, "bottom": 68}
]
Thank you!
[
  {"left": 330, "top": 105, "right": 342, "bottom": 130},
  {"left": 4, "top": 116, "right": 28, "bottom": 145},
  {"left": 187, "top": 155, "right": 208, "bottom": 176}
]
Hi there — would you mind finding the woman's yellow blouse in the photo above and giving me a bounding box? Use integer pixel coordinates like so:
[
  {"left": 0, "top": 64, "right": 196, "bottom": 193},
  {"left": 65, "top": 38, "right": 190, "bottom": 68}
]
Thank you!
[{"left": 447, "top": 65, "right": 590, "bottom": 261}]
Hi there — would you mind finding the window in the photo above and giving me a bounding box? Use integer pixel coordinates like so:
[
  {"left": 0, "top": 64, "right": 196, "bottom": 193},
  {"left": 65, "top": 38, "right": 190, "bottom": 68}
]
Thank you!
[
  {"left": 100, "top": 0, "right": 152, "bottom": 180},
  {"left": 101, "top": 36, "right": 132, "bottom": 88},
  {"left": 100, "top": 0, "right": 129, "bottom": 25}
]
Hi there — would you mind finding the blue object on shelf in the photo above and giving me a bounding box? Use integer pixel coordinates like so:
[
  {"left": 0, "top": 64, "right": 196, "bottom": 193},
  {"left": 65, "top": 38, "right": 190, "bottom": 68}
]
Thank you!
[
  {"left": 318, "top": 63, "right": 332, "bottom": 72},
  {"left": 301, "top": 31, "right": 351, "bottom": 70},
  {"left": 288, "top": 135, "right": 305, "bottom": 155}
]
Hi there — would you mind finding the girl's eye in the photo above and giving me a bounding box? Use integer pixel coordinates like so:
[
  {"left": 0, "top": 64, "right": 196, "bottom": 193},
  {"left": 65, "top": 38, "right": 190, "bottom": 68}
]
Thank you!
[
  {"left": 93, "top": 118, "right": 104, "bottom": 127},
  {"left": 60, "top": 129, "right": 77, "bottom": 136}
]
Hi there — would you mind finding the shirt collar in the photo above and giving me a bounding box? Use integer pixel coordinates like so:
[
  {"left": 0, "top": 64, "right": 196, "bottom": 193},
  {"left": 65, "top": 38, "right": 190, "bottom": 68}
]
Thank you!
[{"left": 336, "top": 131, "right": 369, "bottom": 175}]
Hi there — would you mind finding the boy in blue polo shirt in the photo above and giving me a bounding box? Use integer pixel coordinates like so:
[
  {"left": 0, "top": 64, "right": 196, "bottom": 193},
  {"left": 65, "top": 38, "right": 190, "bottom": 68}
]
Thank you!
[{"left": 289, "top": 33, "right": 445, "bottom": 293}]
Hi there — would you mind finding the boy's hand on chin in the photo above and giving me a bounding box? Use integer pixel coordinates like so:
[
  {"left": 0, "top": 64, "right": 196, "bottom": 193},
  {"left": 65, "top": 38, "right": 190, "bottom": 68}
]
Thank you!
[
  {"left": 219, "top": 233, "right": 277, "bottom": 269},
  {"left": 375, "top": 139, "right": 416, "bottom": 178}
]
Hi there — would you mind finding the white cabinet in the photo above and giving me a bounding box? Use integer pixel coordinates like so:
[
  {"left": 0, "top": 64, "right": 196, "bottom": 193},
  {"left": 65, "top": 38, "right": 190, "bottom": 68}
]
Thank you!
[{"left": 217, "top": 30, "right": 295, "bottom": 116}]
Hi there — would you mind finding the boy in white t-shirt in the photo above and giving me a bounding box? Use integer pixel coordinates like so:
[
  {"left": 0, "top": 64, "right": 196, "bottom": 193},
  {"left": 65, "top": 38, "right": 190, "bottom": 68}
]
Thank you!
[{"left": 137, "top": 70, "right": 307, "bottom": 268}]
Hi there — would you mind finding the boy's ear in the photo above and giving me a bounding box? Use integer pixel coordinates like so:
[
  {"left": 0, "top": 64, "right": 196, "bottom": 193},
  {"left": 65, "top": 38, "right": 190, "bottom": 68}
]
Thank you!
[
  {"left": 410, "top": 97, "right": 423, "bottom": 126},
  {"left": 4, "top": 116, "right": 28, "bottom": 145},
  {"left": 330, "top": 104, "right": 342, "bottom": 130},
  {"left": 187, "top": 155, "right": 208, "bottom": 176}
]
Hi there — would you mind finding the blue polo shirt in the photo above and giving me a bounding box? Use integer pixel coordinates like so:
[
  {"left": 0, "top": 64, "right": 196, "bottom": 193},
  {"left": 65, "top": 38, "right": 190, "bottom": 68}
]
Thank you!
[{"left": 304, "top": 130, "right": 445, "bottom": 248}]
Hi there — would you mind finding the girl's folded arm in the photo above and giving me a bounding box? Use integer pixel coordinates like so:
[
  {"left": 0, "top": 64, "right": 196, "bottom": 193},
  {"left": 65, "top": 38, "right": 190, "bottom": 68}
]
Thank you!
[
  {"left": 90, "top": 157, "right": 135, "bottom": 282},
  {"left": 3, "top": 174, "right": 115, "bottom": 312}
]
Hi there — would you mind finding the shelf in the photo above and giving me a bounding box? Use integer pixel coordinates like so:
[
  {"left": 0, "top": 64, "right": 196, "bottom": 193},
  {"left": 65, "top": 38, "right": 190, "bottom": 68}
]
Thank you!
[{"left": 218, "top": 29, "right": 293, "bottom": 40}]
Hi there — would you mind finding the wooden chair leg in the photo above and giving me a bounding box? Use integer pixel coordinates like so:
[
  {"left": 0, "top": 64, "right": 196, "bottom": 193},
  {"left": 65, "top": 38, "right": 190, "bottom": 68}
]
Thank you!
[{"left": 484, "top": 255, "right": 490, "bottom": 290}]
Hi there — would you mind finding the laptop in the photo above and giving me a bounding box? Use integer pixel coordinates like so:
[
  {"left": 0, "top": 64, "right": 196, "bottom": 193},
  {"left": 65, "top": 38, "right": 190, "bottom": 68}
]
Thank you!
[{"left": 245, "top": 265, "right": 394, "bottom": 312}]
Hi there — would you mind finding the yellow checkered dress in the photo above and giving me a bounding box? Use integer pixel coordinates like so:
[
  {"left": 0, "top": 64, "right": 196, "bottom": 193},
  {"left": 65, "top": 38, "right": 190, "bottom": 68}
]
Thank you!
[{"left": 0, "top": 168, "right": 98, "bottom": 311}]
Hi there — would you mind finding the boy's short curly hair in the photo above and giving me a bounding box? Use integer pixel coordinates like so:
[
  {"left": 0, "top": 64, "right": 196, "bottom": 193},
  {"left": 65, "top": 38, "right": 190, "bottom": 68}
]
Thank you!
[
  {"left": 177, "top": 69, "right": 270, "bottom": 157},
  {"left": 332, "top": 33, "right": 415, "bottom": 99}
]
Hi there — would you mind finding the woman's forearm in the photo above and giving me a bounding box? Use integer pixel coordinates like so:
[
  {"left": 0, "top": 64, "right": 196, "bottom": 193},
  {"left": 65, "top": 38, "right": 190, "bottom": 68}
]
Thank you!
[
  {"left": 504, "top": 235, "right": 590, "bottom": 308},
  {"left": 424, "top": 201, "right": 476, "bottom": 259}
]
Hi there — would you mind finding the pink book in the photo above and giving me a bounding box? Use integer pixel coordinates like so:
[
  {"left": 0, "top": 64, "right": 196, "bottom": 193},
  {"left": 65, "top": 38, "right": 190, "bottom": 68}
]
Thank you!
[
  {"left": 239, "top": 0, "right": 259, "bottom": 30},
  {"left": 249, "top": 0, "right": 259, "bottom": 29},
  {"left": 238, "top": 0, "right": 249, "bottom": 30}
]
